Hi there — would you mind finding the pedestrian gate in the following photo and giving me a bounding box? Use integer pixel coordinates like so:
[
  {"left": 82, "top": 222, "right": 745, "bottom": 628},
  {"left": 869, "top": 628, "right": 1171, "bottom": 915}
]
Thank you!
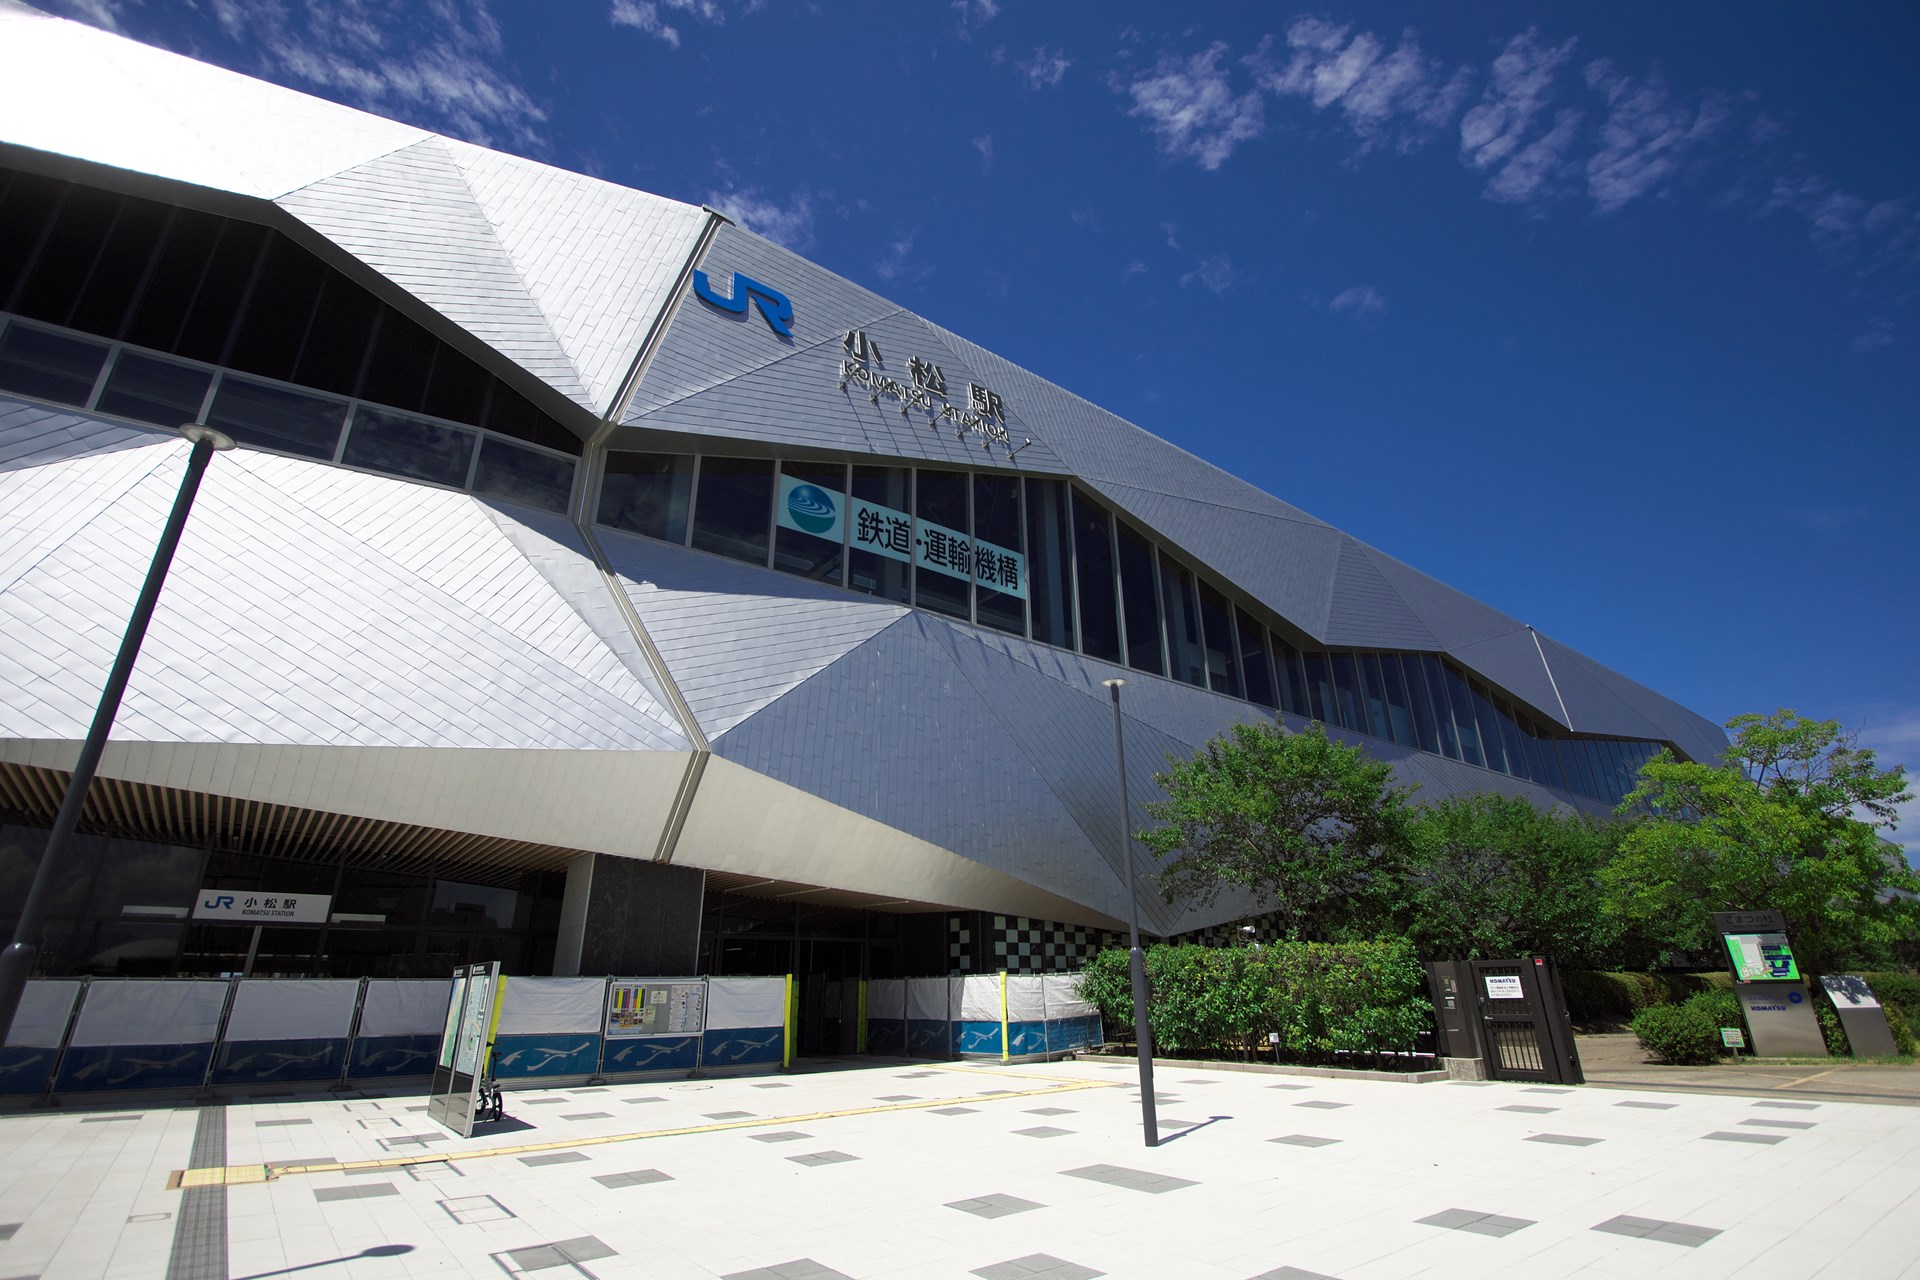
[{"left": 1468, "top": 957, "right": 1582, "bottom": 1085}]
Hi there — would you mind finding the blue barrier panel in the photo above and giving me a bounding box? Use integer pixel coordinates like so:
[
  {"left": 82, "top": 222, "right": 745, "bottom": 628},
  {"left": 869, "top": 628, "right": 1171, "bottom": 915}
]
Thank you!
[
  {"left": 492, "top": 1034, "right": 602, "bottom": 1079},
  {"left": 601, "top": 1035, "right": 700, "bottom": 1074},
  {"left": 1006, "top": 1021, "right": 1047, "bottom": 1056},
  {"left": 0, "top": 1046, "right": 59, "bottom": 1096},
  {"left": 58, "top": 1043, "right": 215, "bottom": 1092},
  {"left": 905, "top": 1019, "right": 948, "bottom": 1058},
  {"left": 348, "top": 1034, "right": 439, "bottom": 1079},
  {"left": 955, "top": 1021, "right": 1006, "bottom": 1056},
  {"left": 57, "top": 979, "right": 228, "bottom": 1094},
  {"left": 1043, "top": 1014, "right": 1103, "bottom": 1054},
  {"left": 866, "top": 1018, "right": 906, "bottom": 1055},
  {"left": 0, "top": 981, "right": 80, "bottom": 1096},
  {"left": 211, "top": 1037, "right": 346, "bottom": 1085},
  {"left": 701, "top": 1026, "right": 783, "bottom": 1067}
]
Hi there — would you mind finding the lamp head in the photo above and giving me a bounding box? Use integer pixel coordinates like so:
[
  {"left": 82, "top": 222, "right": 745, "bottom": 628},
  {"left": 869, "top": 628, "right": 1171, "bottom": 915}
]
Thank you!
[
  {"left": 178, "top": 423, "right": 236, "bottom": 451},
  {"left": 1101, "top": 678, "right": 1126, "bottom": 690}
]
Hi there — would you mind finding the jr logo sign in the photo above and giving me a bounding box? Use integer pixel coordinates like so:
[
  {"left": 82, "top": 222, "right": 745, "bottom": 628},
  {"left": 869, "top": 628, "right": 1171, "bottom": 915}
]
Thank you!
[{"left": 692, "top": 270, "right": 794, "bottom": 337}]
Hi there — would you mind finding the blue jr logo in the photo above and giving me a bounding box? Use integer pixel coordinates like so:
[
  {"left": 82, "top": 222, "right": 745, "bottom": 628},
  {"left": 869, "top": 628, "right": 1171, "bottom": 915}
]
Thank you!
[
  {"left": 204, "top": 895, "right": 234, "bottom": 910},
  {"left": 692, "top": 270, "right": 794, "bottom": 337}
]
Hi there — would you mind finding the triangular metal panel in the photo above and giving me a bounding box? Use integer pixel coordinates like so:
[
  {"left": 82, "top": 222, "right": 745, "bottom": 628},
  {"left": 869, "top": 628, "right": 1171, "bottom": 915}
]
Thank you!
[
  {"left": 596, "top": 526, "right": 907, "bottom": 740},
  {"left": 1445, "top": 625, "right": 1569, "bottom": 728},
  {"left": 1534, "top": 633, "right": 1726, "bottom": 762},
  {"left": 443, "top": 141, "right": 708, "bottom": 415},
  {"left": 1358, "top": 543, "right": 1528, "bottom": 652},
  {"left": 1087, "top": 479, "right": 1345, "bottom": 639},
  {"left": 1323, "top": 536, "right": 1440, "bottom": 650},
  {"left": 0, "top": 6, "right": 429, "bottom": 200},
  {"left": 277, "top": 138, "right": 589, "bottom": 405},
  {"left": 0, "top": 412, "right": 178, "bottom": 598},
  {"left": 0, "top": 399, "right": 165, "bottom": 473},
  {"left": 710, "top": 613, "right": 1132, "bottom": 922}
]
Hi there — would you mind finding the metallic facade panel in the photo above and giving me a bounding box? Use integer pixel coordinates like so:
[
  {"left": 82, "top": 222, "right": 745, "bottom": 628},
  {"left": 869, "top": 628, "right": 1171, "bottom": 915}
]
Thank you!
[
  {"left": 278, "top": 138, "right": 589, "bottom": 406},
  {"left": 1323, "top": 536, "right": 1440, "bottom": 649},
  {"left": 1444, "top": 625, "right": 1572, "bottom": 727},
  {"left": 0, "top": 5, "right": 429, "bottom": 200},
  {"left": 0, "top": 400, "right": 158, "bottom": 473},
  {"left": 1534, "top": 633, "right": 1725, "bottom": 763},
  {"left": 596, "top": 525, "right": 908, "bottom": 739}
]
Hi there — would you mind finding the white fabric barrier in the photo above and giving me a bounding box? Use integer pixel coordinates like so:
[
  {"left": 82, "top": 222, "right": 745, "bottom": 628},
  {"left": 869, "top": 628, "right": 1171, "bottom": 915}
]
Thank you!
[
  {"left": 907, "top": 977, "right": 949, "bottom": 1021},
  {"left": 12, "top": 980, "right": 81, "bottom": 1048},
  {"left": 959, "top": 975, "right": 1003, "bottom": 1021},
  {"left": 357, "top": 980, "right": 453, "bottom": 1037},
  {"left": 867, "top": 979, "right": 904, "bottom": 1020},
  {"left": 496, "top": 977, "right": 607, "bottom": 1035},
  {"left": 68, "top": 980, "right": 228, "bottom": 1047},
  {"left": 1042, "top": 974, "right": 1094, "bottom": 1020},
  {"left": 222, "top": 980, "right": 359, "bottom": 1042},
  {"left": 1006, "top": 975, "right": 1047, "bottom": 1022},
  {"left": 706, "top": 976, "right": 785, "bottom": 1030}
]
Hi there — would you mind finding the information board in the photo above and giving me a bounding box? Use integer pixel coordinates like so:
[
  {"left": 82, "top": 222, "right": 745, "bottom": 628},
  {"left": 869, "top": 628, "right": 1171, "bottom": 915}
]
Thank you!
[
  {"left": 428, "top": 962, "right": 500, "bottom": 1139},
  {"left": 607, "top": 980, "right": 706, "bottom": 1038},
  {"left": 1725, "top": 932, "right": 1800, "bottom": 982},
  {"left": 1483, "top": 974, "right": 1525, "bottom": 1000}
]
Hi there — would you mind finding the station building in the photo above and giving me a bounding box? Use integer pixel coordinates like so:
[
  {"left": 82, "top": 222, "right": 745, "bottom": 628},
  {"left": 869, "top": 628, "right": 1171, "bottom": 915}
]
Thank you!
[{"left": 0, "top": 6, "right": 1724, "bottom": 1014}]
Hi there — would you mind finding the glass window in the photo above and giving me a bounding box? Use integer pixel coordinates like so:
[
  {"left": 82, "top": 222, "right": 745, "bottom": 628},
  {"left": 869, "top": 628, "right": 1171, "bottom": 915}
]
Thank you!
[
  {"left": 1441, "top": 663, "right": 1484, "bottom": 766},
  {"left": 123, "top": 205, "right": 221, "bottom": 354},
  {"left": 1534, "top": 727, "right": 1568, "bottom": 792},
  {"left": 973, "top": 473, "right": 1025, "bottom": 636},
  {"left": 1378, "top": 653, "right": 1417, "bottom": 746},
  {"left": 13, "top": 185, "right": 117, "bottom": 329},
  {"left": 773, "top": 460, "right": 847, "bottom": 585},
  {"left": 1159, "top": 553, "right": 1205, "bottom": 688},
  {"left": 428, "top": 880, "right": 522, "bottom": 931},
  {"left": 1567, "top": 741, "right": 1599, "bottom": 800},
  {"left": 483, "top": 378, "right": 579, "bottom": 455},
  {"left": 849, "top": 464, "right": 910, "bottom": 604},
  {"left": 598, "top": 451, "right": 692, "bottom": 542},
  {"left": 291, "top": 273, "right": 379, "bottom": 398},
  {"left": 0, "top": 322, "right": 108, "bottom": 405},
  {"left": 1358, "top": 654, "right": 1392, "bottom": 738},
  {"left": 1234, "top": 610, "right": 1274, "bottom": 708},
  {"left": 421, "top": 342, "right": 490, "bottom": 428},
  {"left": 471, "top": 437, "right": 574, "bottom": 514},
  {"left": 205, "top": 374, "right": 348, "bottom": 459},
  {"left": 1417, "top": 655, "right": 1461, "bottom": 759},
  {"left": 1071, "top": 489, "right": 1121, "bottom": 662},
  {"left": 691, "top": 455, "right": 773, "bottom": 565},
  {"left": 1496, "top": 698, "right": 1531, "bottom": 781},
  {"left": 1469, "top": 680, "right": 1508, "bottom": 774},
  {"left": 357, "top": 305, "right": 436, "bottom": 415},
  {"left": 174, "top": 219, "right": 267, "bottom": 366},
  {"left": 1117, "top": 522, "right": 1163, "bottom": 676},
  {"left": 227, "top": 235, "right": 328, "bottom": 383},
  {"left": 1197, "top": 582, "right": 1239, "bottom": 696},
  {"left": 914, "top": 468, "right": 971, "bottom": 620},
  {"left": 341, "top": 405, "right": 476, "bottom": 488},
  {"left": 1302, "top": 650, "right": 1335, "bottom": 723},
  {"left": 86, "top": 839, "right": 202, "bottom": 917},
  {"left": 95, "top": 350, "right": 212, "bottom": 427},
  {"left": 1025, "top": 479, "right": 1076, "bottom": 650},
  {"left": 1400, "top": 654, "right": 1441, "bottom": 753},
  {"left": 1273, "top": 637, "right": 1309, "bottom": 718},
  {"left": 0, "top": 170, "right": 67, "bottom": 309},
  {"left": 69, "top": 195, "right": 170, "bottom": 341},
  {"left": 1330, "top": 653, "right": 1364, "bottom": 732}
]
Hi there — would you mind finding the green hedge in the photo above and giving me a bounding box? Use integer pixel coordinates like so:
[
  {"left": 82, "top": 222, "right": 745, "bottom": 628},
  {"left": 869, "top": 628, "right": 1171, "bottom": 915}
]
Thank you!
[
  {"left": 1631, "top": 1003, "right": 1722, "bottom": 1064},
  {"left": 1562, "top": 970, "right": 1732, "bottom": 1025},
  {"left": 1077, "top": 940, "right": 1433, "bottom": 1064}
]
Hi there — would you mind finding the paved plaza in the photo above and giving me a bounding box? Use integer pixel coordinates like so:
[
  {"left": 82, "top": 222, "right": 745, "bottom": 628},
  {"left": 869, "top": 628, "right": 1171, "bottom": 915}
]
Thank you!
[{"left": 1, "top": 1057, "right": 1916, "bottom": 1280}]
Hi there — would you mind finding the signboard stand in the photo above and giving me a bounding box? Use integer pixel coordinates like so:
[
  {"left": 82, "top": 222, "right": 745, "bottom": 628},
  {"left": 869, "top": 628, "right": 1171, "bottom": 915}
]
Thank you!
[
  {"left": 1711, "top": 911, "right": 1826, "bottom": 1059},
  {"left": 427, "top": 962, "right": 501, "bottom": 1139},
  {"left": 1820, "top": 976, "right": 1899, "bottom": 1058}
]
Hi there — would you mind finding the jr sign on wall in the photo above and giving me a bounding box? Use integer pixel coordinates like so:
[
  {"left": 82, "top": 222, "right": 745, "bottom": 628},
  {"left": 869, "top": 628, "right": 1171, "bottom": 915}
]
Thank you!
[{"left": 192, "top": 891, "right": 331, "bottom": 925}]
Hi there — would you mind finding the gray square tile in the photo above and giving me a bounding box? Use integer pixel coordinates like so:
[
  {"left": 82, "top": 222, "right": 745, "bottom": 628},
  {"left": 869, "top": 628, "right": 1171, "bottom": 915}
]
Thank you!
[
  {"left": 1739, "top": 1118, "right": 1815, "bottom": 1130},
  {"left": 972, "top": 1253, "right": 1105, "bottom": 1279},
  {"left": 1614, "top": 1100, "right": 1676, "bottom": 1110},
  {"left": 522, "top": 1099, "right": 569, "bottom": 1106},
  {"left": 379, "top": 1133, "right": 449, "bottom": 1150},
  {"left": 1416, "top": 1209, "right": 1535, "bottom": 1238},
  {"left": 1704, "top": 1131, "right": 1785, "bottom": 1145},
  {"left": 751, "top": 1131, "right": 812, "bottom": 1143},
  {"left": 623, "top": 1096, "right": 665, "bottom": 1104},
  {"left": 574, "top": 1088, "right": 610, "bottom": 1094},
  {"left": 1497, "top": 1105, "right": 1557, "bottom": 1114},
  {"left": 947, "top": 1193, "right": 1044, "bottom": 1219},
  {"left": 1592, "top": 1215, "right": 1721, "bottom": 1248},
  {"left": 265, "top": 1156, "right": 336, "bottom": 1170},
  {"left": 80, "top": 1114, "right": 141, "bottom": 1123},
  {"left": 1525, "top": 1134, "right": 1602, "bottom": 1147},
  {"left": 1179, "top": 1078, "right": 1222, "bottom": 1085},
  {"left": 787, "top": 1151, "right": 858, "bottom": 1167},
  {"left": 898, "top": 1071, "right": 941, "bottom": 1078},
  {"left": 1269, "top": 1135, "right": 1339, "bottom": 1148},
  {"left": 439, "top": 1195, "right": 514, "bottom": 1224},
  {"left": 405, "top": 1162, "right": 463, "bottom": 1182},
  {"left": 705, "top": 1110, "right": 755, "bottom": 1120},
  {"left": 931, "top": 1107, "right": 980, "bottom": 1116},
  {"left": 314, "top": 1183, "right": 397, "bottom": 1202},
  {"left": 562, "top": 1112, "right": 613, "bottom": 1121},
  {"left": 1025, "top": 1107, "right": 1076, "bottom": 1116},
  {"left": 504, "top": 1236, "right": 616, "bottom": 1272},
  {"left": 877, "top": 1094, "right": 919, "bottom": 1101},
  {"left": 519, "top": 1151, "right": 591, "bottom": 1167},
  {"left": 1266, "top": 1083, "right": 1311, "bottom": 1091},
  {"left": 1522, "top": 1087, "right": 1573, "bottom": 1094},
  {"left": 256, "top": 1118, "right": 312, "bottom": 1128},
  {"left": 1248, "top": 1269, "right": 1343, "bottom": 1280},
  {"left": 1753, "top": 1101, "right": 1818, "bottom": 1110},
  {"left": 0, "top": 1225, "right": 19, "bottom": 1242},
  {"left": 752, "top": 1082, "right": 792, "bottom": 1089},
  {"left": 594, "top": 1170, "right": 673, "bottom": 1188},
  {"left": 1015, "top": 1126, "right": 1074, "bottom": 1138},
  {"left": 1061, "top": 1164, "right": 1197, "bottom": 1194},
  {"left": 720, "top": 1261, "right": 855, "bottom": 1280},
  {"left": 1156, "top": 1117, "right": 1202, "bottom": 1130},
  {"left": 1295, "top": 1100, "right": 1349, "bottom": 1110}
]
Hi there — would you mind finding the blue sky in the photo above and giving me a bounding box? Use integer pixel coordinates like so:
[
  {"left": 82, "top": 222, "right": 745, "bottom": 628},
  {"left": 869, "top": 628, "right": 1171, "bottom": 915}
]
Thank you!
[{"left": 47, "top": 0, "right": 1920, "bottom": 853}]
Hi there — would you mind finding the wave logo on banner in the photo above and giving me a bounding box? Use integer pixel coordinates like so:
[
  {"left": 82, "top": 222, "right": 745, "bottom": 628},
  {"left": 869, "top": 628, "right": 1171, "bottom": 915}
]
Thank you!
[{"left": 786, "top": 483, "right": 838, "bottom": 535}]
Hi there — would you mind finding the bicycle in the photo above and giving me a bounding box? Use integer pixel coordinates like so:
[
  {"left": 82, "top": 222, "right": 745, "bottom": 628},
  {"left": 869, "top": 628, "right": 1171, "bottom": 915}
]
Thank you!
[{"left": 475, "top": 1040, "right": 505, "bottom": 1124}]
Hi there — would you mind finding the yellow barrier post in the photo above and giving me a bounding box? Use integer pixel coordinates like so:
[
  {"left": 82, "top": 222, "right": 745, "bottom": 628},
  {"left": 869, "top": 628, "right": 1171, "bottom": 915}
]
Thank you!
[
  {"left": 783, "top": 974, "right": 796, "bottom": 1069},
  {"left": 999, "top": 970, "right": 1011, "bottom": 1062}
]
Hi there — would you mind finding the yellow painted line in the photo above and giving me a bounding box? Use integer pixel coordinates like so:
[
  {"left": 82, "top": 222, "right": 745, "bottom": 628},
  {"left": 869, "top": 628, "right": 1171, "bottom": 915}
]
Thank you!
[
  {"left": 178, "top": 1069, "right": 1119, "bottom": 1188},
  {"left": 1772, "top": 1068, "right": 1840, "bottom": 1089}
]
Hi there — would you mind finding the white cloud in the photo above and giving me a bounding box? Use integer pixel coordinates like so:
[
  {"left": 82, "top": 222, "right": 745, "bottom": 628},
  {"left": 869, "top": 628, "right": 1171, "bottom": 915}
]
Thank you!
[
  {"left": 1459, "top": 30, "right": 1578, "bottom": 175},
  {"left": 874, "top": 228, "right": 932, "bottom": 285},
  {"left": 1160, "top": 221, "right": 1181, "bottom": 249},
  {"left": 1583, "top": 60, "right": 1732, "bottom": 212},
  {"left": 1121, "top": 259, "right": 1148, "bottom": 280},
  {"left": 1018, "top": 45, "right": 1072, "bottom": 90},
  {"left": 1248, "top": 19, "right": 1471, "bottom": 154},
  {"left": 1122, "top": 43, "right": 1266, "bottom": 171},
  {"left": 705, "top": 186, "right": 816, "bottom": 252},
  {"left": 610, "top": 0, "right": 754, "bottom": 48},
  {"left": 46, "top": 0, "right": 134, "bottom": 34},
  {"left": 1328, "top": 283, "right": 1386, "bottom": 319},
  {"left": 1180, "top": 256, "right": 1236, "bottom": 294},
  {"left": 1481, "top": 107, "right": 1582, "bottom": 205},
  {"left": 952, "top": 0, "right": 997, "bottom": 37},
  {"left": 186, "top": 0, "right": 549, "bottom": 150},
  {"left": 1851, "top": 709, "right": 1920, "bottom": 865},
  {"left": 1852, "top": 317, "right": 1895, "bottom": 354},
  {"left": 972, "top": 134, "right": 994, "bottom": 173}
]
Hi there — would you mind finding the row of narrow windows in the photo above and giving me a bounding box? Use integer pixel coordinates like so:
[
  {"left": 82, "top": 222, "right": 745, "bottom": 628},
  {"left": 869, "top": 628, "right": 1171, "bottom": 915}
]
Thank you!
[{"left": 598, "top": 451, "right": 1668, "bottom": 806}]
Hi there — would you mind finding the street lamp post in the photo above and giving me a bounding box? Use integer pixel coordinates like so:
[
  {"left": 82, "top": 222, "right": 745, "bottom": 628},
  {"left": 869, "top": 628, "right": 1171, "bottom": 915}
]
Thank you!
[
  {"left": 1102, "top": 677, "right": 1158, "bottom": 1148},
  {"left": 0, "top": 424, "right": 234, "bottom": 1047}
]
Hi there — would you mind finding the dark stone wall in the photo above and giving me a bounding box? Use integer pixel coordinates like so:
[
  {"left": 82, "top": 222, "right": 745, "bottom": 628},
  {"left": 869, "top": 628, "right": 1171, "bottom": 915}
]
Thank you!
[{"left": 576, "top": 855, "right": 705, "bottom": 976}]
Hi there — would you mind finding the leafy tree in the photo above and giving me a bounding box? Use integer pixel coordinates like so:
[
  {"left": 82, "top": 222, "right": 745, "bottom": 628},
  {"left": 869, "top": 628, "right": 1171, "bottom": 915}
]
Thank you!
[
  {"left": 1140, "top": 719, "right": 1416, "bottom": 940},
  {"left": 1605, "top": 709, "right": 1919, "bottom": 972},
  {"left": 1404, "top": 793, "right": 1622, "bottom": 967}
]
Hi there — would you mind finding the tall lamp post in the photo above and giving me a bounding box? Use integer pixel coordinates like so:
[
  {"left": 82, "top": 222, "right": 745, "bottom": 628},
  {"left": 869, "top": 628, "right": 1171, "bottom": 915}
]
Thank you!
[
  {"left": 1102, "top": 677, "right": 1158, "bottom": 1148},
  {"left": 0, "top": 423, "right": 234, "bottom": 1046}
]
